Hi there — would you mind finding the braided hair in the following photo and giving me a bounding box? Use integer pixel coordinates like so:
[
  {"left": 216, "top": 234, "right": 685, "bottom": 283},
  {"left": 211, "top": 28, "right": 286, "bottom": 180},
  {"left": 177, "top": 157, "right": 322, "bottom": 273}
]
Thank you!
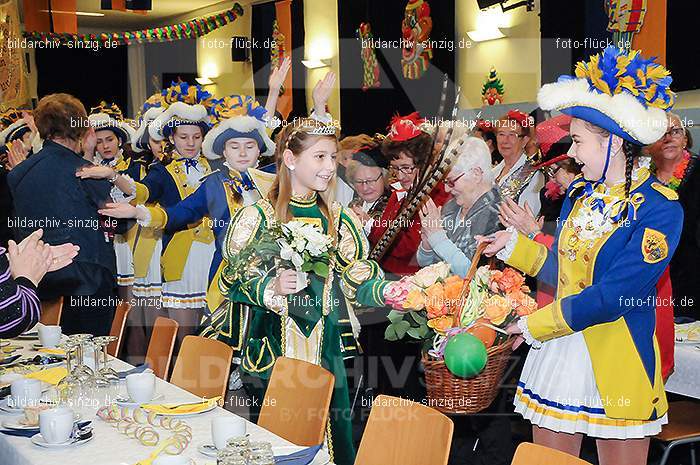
[{"left": 621, "top": 140, "right": 642, "bottom": 219}]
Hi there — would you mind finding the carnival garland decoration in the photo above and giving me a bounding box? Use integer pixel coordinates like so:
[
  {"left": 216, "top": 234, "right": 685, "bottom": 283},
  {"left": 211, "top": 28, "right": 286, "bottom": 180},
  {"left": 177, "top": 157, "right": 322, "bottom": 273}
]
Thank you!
[{"left": 21, "top": 3, "right": 244, "bottom": 46}]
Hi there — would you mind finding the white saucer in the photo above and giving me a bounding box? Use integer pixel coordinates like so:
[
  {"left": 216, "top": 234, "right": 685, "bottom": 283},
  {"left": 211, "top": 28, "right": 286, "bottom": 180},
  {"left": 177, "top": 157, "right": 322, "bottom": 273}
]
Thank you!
[
  {"left": 2, "top": 419, "right": 38, "bottom": 430},
  {"left": 0, "top": 341, "right": 9, "bottom": 348},
  {"left": 197, "top": 443, "right": 218, "bottom": 457},
  {"left": 0, "top": 397, "right": 26, "bottom": 414},
  {"left": 16, "top": 332, "right": 39, "bottom": 340},
  {"left": 115, "top": 393, "right": 164, "bottom": 406},
  {"left": 31, "top": 432, "right": 93, "bottom": 448}
]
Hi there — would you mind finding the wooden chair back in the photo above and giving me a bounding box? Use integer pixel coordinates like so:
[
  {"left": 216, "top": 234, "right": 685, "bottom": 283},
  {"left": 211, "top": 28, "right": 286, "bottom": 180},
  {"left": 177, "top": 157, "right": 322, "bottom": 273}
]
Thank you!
[
  {"left": 145, "top": 317, "right": 179, "bottom": 379},
  {"left": 354, "top": 394, "right": 454, "bottom": 465},
  {"left": 258, "top": 357, "right": 335, "bottom": 446},
  {"left": 170, "top": 335, "right": 233, "bottom": 399},
  {"left": 39, "top": 297, "right": 63, "bottom": 326},
  {"left": 511, "top": 442, "right": 593, "bottom": 465},
  {"left": 107, "top": 301, "right": 132, "bottom": 357}
]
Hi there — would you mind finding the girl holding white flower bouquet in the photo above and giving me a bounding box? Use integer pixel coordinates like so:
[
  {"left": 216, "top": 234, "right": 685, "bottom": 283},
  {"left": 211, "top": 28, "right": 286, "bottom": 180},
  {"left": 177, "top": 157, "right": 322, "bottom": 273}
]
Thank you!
[{"left": 220, "top": 118, "right": 398, "bottom": 465}]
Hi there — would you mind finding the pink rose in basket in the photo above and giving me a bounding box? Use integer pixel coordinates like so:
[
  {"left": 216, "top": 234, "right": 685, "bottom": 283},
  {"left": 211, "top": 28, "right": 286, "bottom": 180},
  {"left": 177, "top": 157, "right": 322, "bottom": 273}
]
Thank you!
[{"left": 384, "top": 277, "right": 418, "bottom": 311}]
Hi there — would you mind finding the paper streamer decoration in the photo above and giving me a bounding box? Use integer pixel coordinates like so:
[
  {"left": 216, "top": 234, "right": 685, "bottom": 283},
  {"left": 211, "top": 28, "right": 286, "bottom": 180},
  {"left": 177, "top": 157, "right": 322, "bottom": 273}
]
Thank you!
[
  {"left": 0, "top": 0, "right": 29, "bottom": 107},
  {"left": 22, "top": 3, "right": 244, "bottom": 46},
  {"left": 357, "top": 22, "right": 380, "bottom": 91}
]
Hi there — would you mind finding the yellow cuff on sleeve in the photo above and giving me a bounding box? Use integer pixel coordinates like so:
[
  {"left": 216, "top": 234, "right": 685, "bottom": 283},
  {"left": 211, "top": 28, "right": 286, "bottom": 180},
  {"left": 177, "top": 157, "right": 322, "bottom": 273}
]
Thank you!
[
  {"left": 505, "top": 233, "right": 549, "bottom": 277},
  {"left": 146, "top": 206, "right": 168, "bottom": 229},
  {"left": 526, "top": 300, "right": 573, "bottom": 342},
  {"left": 134, "top": 182, "right": 150, "bottom": 204}
]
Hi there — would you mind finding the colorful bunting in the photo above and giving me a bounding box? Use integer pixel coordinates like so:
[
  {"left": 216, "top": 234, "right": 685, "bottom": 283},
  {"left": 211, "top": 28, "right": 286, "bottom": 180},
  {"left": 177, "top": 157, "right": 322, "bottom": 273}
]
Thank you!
[{"left": 21, "top": 3, "right": 244, "bottom": 46}]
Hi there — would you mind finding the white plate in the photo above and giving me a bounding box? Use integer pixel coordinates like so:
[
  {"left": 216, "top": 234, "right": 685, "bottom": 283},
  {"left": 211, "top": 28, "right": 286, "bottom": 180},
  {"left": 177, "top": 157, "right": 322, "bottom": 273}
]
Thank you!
[
  {"left": 31, "top": 432, "right": 93, "bottom": 448},
  {"left": 115, "top": 393, "right": 164, "bottom": 406},
  {"left": 197, "top": 443, "right": 218, "bottom": 457},
  {"left": 149, "top": 402, "right": 217, "bottom": 417},
  {"left": 2, "top": 419, "right": 39, "bottom": 430},
  {"left": 0, "top": 341, "right": 9, "bottom": 348},
  {"left": 15, "top": 332, "right": 39, "bottom": 340}
]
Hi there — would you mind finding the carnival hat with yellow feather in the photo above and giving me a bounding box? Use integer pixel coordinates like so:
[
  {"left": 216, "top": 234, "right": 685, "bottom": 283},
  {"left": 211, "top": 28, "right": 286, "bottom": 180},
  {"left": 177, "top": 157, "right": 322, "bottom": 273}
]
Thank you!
[
  {"left": 132, "top": 93, "right": 164, "bottom": 152},
  {"left": 537, "top": 46, "right": 674, "bottom": 146},
  {"left": 202, "top": 95, "right": 275, "bottom": 160},
  {"left": 149, "top": 81, "right": 216, "bottom": 141},
  {"left": 0, "top": 109, "right": 32, "bottom": 146},
  {"left": 88, "top": 102, "right": 136, "bottom": 146}
]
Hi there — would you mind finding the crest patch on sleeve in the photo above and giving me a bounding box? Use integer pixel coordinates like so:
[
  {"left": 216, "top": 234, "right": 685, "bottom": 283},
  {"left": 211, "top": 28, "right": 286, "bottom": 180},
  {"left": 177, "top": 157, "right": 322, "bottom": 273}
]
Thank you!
[{"left": 642, "top": 228, "right": 668, "bottom": 264}]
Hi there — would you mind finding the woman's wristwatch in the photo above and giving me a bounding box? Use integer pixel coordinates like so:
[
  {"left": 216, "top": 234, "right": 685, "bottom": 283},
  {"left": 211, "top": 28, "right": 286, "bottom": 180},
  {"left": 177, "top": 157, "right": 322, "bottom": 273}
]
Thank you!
[
  {"left": 527, "top": 230, "right": 541, "bottom": 240},
  {"left": 108, "top": 170, "right": 119, "bottom": 183}
]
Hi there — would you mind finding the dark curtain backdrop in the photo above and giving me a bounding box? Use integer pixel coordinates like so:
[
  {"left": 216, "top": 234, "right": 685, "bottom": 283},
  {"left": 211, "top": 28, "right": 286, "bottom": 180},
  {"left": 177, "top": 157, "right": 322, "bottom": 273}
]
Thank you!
[
  {"left": 35, "top": 45, "right": 128, "bottom": 110},
  {"left": 337, "top": 0, "right": 456, "bottom": 137},
  {"left": 539, "top": 0, "right": 610, "bottom": 84},
  {"left": 667, "top": 2, "right": 699, "bottom": 91},
  {"left": 252, "top": 0, "right": 307, "bottom": 120}
]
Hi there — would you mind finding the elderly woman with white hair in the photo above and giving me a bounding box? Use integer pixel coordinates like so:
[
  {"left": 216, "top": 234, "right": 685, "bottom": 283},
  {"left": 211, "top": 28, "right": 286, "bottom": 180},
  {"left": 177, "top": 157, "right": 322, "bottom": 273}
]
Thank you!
[{"left": 417, "top": 136, "right": 502, "bottom": 277}]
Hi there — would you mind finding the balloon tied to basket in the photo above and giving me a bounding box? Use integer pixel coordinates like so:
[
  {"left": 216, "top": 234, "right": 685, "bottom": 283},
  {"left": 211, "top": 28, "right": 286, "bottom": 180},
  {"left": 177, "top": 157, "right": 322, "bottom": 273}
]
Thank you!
[{"left": 384, "top": 259, "right": 536, "bottom": 378}]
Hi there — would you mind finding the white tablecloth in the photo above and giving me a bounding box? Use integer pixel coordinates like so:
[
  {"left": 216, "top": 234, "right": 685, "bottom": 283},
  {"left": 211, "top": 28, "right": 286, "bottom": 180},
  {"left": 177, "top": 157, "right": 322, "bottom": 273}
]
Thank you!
[
  {"left": 0, "top": 339, "right": 332, "bottom": 465},
  {"left": 665, "top": 342, "right": 700, "bottom": 399}
]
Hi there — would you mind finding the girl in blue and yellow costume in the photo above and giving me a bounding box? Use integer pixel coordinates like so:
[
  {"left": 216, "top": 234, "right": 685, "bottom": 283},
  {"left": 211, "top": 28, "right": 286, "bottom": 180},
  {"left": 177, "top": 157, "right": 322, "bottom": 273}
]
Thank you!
[
  {"left": 481, "top": 47, "right": 680, "bottom": 464},
  {"left": 85, "top": 103, "right": 140, "bottom": 295},
  {"left": 221, "top": 118, "right": 405, "bottom": 465},
  {"left": 80, "top": 82, "right": 217, "bottom": 347},
  {"left": 99, "top": 95, "right": 276, "bottom": 362}
]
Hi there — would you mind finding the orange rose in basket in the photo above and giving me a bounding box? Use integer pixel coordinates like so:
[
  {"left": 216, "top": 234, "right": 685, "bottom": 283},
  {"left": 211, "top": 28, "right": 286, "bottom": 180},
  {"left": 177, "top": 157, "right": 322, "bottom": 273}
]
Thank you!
[
  {"left": 402, "top": 289, "right": 426, "bottom": 311},
  {"left": 495, "top": 267, "right": 526, "bottom": 294},
  {"left": 483, "top": 295, "right": 511, "bottom": 325},
  {"left": 427, "top": 315, "right": 454, "bottom": 335},
  {"left": 443, "top": 275, "right": 464, "bottom": 309},
  {"left": 509, "top": 289, "right": 538, "bottom": 316},
  {"left": 425, "top": 282, "right": 447, "bottom": 319}
]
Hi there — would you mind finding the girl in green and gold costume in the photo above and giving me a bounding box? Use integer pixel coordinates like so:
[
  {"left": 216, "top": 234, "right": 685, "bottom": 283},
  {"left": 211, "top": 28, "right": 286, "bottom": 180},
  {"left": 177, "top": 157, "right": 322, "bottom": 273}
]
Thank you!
[{"left": 219, "top": 118, "right": 393, "bottom": 465}]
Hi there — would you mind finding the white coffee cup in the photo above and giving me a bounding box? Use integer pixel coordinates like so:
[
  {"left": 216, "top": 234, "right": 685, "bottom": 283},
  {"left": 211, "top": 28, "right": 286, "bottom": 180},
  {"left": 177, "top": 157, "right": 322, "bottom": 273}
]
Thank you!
[
  {"left": 152, "top": 455, "right": 193, "bottom": 465},
  {"left": 126, "top": 372, "right": 156, "bottom": 403},
  {"left": 37, "top": 324, "right": 62, "bottom": 348},
  {"left": 211, "top": 415, "right": 246, "bottom": 450},
  {"left": 39, "top": 407, "right": 74, "bottom": 444},
  {"left": 10, "top": 378, "right": 42, "bottom": 408}
]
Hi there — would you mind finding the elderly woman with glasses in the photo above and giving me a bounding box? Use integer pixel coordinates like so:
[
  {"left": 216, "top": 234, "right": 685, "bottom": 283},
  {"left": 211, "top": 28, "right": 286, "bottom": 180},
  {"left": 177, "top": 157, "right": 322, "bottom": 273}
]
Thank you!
[
  {"left": 347, "top": 148, "right": 391, "bottom": 233},
  {"left": 417, "top": 137, "right": 502, "bottom": 277},
  {"left": 648, "top": 112, "right": 700, "bottom": 320}
]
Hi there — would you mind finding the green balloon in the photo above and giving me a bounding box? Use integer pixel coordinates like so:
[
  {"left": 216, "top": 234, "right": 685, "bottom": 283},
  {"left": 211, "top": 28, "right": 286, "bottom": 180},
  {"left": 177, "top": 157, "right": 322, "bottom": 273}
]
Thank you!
[{"left": 443, "top": 333, "right": 488, "bottom": 378}]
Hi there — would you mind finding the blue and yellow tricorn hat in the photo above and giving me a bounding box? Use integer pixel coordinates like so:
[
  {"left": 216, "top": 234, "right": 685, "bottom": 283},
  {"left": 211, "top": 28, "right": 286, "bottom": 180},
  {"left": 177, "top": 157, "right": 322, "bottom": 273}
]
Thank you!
[
  {"left": 149, "top": 81, "right": 216, "bottom": 141},
  {"left": 538, "top": 46, "right": 674, "bottom": 146},
  {"left": 202, "top": 95, "right": 275, "bottom": 160},
  {"left": 132, "top": 93, "right": 165, "bottom": 152},
  {"left": 88, "top": 102, "right": 136, "bottom": 146}
]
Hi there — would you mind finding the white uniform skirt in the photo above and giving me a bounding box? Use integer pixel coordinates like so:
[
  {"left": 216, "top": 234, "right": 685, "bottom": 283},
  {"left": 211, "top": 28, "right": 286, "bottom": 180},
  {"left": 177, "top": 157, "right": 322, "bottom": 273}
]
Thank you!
[
  {"left": 133, "top": 237, "right": 163, "bottom": 299},
  {"left": 161, "top": 240, "right": 215, "bottom": 310},
  {"left": 114, "top": 234, "right": 134, "bottom": 287},
  {"left": 513, "top": 331, "right": 667, "bottom": 439}
]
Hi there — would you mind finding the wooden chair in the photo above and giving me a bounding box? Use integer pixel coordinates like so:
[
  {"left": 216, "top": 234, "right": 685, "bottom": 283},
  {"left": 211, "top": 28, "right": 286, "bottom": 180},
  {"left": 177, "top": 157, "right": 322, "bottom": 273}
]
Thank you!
[
  {"left": 107, "top": 301, "right": 132, "bottom": 357},
  {"left": 511, "top": 443, "right": 592, "bottom": 465},
  {"left": 655, "top": 401, "right": 700, "bottom": 465},
  {"left": 39, "top": 297, "right": 63, "bottom": 326},
  {"left": 354, "top": 394, "right": 454, "bottom": 465},
  {"left": 144, "top": 317, "right": 179, "bottom": 380},
  {"left": 257, "top": 357, "right": 335, "bottom": 446},
  {"left": 170, "top": 336, "right": 233, "bottom": 399}
]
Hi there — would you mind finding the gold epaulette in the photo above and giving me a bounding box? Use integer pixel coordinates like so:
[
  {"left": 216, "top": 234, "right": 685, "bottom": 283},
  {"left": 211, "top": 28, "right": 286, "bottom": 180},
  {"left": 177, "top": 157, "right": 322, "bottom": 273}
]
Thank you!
[{"left": 651, "top": 182, "right": 678, "bottom": 201}]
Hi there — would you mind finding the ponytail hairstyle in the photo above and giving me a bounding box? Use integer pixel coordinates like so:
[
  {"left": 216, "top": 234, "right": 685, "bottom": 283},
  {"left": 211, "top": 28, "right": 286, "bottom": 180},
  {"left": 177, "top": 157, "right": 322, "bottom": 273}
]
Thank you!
[{"left": 268, "top": 118, "right": 339, "bottom": 223}]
